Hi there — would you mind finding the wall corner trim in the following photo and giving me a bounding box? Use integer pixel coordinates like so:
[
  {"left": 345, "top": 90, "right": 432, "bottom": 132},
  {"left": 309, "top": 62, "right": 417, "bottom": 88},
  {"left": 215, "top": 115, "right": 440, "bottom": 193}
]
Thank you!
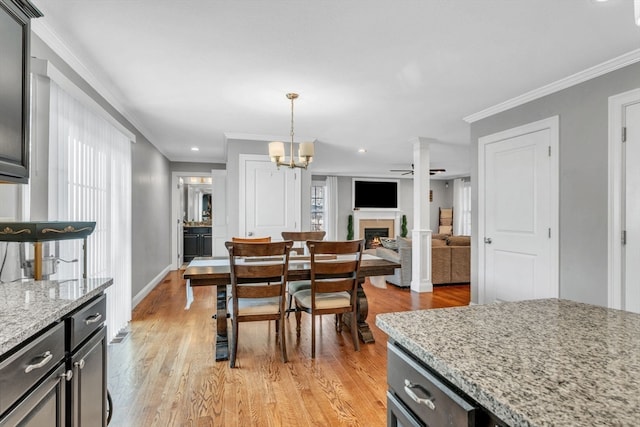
[{"left": 464, "top": 48, "right": 640, "bottom": 123}]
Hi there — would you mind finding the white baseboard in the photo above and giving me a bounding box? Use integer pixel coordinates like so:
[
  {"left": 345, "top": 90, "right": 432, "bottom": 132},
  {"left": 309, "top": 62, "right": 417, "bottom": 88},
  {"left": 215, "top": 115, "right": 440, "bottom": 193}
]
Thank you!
[{"left": 132, "top": 264, "right": 172, "bottom": 308}]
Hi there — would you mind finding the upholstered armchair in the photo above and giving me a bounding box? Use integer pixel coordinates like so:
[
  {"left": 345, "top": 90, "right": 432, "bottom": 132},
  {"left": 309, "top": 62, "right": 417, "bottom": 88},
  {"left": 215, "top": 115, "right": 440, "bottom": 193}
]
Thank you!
[{"left": 375, "top": 237, "right": 412, "bottom": 287}]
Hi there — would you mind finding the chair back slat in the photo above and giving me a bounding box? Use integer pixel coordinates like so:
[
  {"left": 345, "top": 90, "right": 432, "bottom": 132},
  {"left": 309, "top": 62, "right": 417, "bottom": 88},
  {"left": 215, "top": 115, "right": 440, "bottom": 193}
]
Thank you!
[
  {"left": 314, "top": 278, "right": 354, "bottom": 294},
  {"left": 231, "top": 236, "right": 272, "bottom": 243},
  {"left": 236, "top": 284, "right": 283, "bottom": 299},
  {"left": 234, "top": 263, "right": 285, "bottom": 279},
  {"left": 313, "top": 260, "right": 359, "bottom": 276},
  {"left": 307, "top": 240, "right": 362, "bottom": 255},
  {"left": 281, "top": 231, "right": 326, "bottom": 255}
]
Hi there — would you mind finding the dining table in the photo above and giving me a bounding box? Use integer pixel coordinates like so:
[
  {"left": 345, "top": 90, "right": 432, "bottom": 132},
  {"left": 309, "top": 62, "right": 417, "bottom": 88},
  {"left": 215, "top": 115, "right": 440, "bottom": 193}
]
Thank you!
[{"left": 183, "top": 254, "right": 400, "bottom": 361}]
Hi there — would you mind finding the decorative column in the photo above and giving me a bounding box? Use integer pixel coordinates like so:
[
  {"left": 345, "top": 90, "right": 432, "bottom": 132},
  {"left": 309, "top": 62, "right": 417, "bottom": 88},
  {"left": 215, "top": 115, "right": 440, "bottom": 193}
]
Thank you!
[{"left": 410, "top": 137, "right": 434, "bottom": 293}]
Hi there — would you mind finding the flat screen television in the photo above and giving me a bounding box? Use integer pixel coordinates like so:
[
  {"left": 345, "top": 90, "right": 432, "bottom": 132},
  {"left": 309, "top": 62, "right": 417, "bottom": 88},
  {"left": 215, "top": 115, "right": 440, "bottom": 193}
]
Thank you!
[{"left": 353, "top": 179, "right": 399, "bottom": 209}]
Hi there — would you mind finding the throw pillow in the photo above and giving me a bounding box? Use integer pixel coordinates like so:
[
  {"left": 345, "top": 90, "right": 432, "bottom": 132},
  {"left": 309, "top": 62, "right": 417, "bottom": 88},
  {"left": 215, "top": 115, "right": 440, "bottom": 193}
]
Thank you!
[{"left": 380, "top": 238, "right": 398, "bottom": 250}]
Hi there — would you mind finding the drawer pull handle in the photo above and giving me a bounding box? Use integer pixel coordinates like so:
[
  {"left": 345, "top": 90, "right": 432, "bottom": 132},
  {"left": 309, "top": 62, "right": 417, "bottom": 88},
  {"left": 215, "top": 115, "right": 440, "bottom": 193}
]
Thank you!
[
  {"left": 24, "top": 351, "right": 53, "bottom": 373},
  {"left": 85, "top": 313, "right": 103, "bottom": 325},
  {"left": 74, "top": 359, "right": 86, "bottom": 370},
  {"left": 404, "top": 379, "right": 436, "bottom": 410}
]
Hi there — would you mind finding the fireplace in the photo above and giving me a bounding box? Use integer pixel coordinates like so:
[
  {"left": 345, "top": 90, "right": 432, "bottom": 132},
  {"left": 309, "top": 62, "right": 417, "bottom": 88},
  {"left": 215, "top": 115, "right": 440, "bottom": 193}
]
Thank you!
[{"left": 364, "top": 227, "right": 389, "bottom": 249}]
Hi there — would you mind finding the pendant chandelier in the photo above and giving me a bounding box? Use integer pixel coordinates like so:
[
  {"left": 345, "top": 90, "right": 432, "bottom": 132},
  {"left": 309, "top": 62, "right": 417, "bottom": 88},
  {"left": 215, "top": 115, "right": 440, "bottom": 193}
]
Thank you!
[{"left": 268, "top": 93, "right": 314, "bottom": 169}]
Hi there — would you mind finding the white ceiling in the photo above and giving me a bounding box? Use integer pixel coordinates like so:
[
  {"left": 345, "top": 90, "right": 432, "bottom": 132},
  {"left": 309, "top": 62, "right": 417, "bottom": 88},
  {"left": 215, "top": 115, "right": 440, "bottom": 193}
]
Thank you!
[{"left": 31, "top": 0, "right": 640, "bottom": 179}]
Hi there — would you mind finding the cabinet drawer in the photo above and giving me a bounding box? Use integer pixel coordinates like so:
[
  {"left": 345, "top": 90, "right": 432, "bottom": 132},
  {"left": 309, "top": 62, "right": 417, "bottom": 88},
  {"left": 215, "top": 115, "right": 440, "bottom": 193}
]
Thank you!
[
  {"left": 388, "top": 343, "right": 478, "bottom": 427},
  {"left": 67, "top": 295, "right": 106, "bottom": 351},
  {"left": 0, "top": 321, "right": 65, "bottom": 416}
]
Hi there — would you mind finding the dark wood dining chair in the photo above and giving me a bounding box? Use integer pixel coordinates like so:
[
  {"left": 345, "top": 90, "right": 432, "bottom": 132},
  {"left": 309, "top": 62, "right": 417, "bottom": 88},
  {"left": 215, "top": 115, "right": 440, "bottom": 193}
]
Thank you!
[
  {"left": 225, "top": 240, "right": 293, "bottom": 368},
  {"left": 281, "top": 231, "right": 326, "bottom": 316},
  {"left": 231, "top": 236, "right": 272, "bottom": 243},
  {"left": 293, "top": 239, "right": 364, "bottom": 358}
]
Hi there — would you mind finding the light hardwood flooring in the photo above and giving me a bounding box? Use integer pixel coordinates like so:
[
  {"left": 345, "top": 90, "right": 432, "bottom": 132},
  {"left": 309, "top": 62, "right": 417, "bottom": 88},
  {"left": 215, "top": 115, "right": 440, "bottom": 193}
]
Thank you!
[{"left": 108, "top": 271, "right": 470, "bottom": 426}]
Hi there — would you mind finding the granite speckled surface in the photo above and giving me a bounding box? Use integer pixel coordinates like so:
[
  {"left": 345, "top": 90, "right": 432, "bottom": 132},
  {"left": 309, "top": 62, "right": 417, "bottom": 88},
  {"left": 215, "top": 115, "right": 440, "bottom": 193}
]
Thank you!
[
  {"left": 0, "top": 278, "right": 113, "bottom": 357},
  {"left": 376, "top": 299, "right": 640, "bottom": 427}
]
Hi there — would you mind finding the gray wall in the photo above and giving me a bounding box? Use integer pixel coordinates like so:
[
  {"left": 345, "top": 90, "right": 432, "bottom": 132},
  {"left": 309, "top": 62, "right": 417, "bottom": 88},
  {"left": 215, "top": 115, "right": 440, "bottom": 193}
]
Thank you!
[
  {"left": 334, "top": 176, "right": 452, "bottom": 239},
  {"left": 31, "top": 34, "right": 173, "bottom": 300},
  {"left": 470, "top": 61, "right": 640, "bottom": 306}
]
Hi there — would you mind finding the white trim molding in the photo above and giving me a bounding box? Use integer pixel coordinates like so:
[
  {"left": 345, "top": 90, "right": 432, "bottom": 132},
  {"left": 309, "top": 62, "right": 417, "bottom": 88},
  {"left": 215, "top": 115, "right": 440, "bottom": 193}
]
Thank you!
[
  {"left": 132, "top": 264, "right": 172, "bottom": 308},
  {"left": 607, "top": 88, "right": 640, "bottom": 310},
  {"left": 31, "top": 20, "right": 154, "bottom": 147},
  {"left": 465, "top": 48, "right": 640, "bottom": 123}
]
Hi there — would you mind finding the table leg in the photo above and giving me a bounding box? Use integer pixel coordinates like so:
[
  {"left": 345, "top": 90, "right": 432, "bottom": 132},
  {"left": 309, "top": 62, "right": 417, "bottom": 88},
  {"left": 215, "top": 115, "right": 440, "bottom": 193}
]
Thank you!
[
  {"left": 214, "top": 286, "right": 229, "bottom": 361},
  {"left": 343, "top": 279, "right": 375, "bottom": 344}
]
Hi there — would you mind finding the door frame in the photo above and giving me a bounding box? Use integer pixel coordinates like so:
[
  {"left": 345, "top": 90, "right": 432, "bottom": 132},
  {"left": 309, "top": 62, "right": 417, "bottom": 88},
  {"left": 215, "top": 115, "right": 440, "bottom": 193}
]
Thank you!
[
  {"left": 608, "top": 88, "right": 640, "bottom": 309},
  {"left": 477, "top": 116, "right": 560, "bottom": 304},
  {"left": 170, "top": 170, "right": 226, "bottom": 270}
]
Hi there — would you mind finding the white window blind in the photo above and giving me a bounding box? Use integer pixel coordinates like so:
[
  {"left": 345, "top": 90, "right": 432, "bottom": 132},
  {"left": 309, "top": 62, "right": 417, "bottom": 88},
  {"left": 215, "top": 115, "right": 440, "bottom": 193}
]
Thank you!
[{"left": 48, "top": 81, "right": 132, "bottom": 341}]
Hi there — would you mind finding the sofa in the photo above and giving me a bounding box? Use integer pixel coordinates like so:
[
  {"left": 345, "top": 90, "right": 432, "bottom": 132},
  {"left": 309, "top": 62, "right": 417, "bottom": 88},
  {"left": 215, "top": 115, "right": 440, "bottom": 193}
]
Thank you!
[{"left": 375, "top": 235, "right": 470, "bottom": 287}]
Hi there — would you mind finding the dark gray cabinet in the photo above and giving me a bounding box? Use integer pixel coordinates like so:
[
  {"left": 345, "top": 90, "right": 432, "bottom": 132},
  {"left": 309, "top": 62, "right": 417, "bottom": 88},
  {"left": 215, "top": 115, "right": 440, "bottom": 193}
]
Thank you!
[
  {"left": 0, "top": 0, "right": 42, "bottom": 183},
  {"left": 66, "top": 295, "right": 107, "bottom": 427},
  {"left": 0, "top": 323, "right": 66, "bottom": 426},
  {"left": 183, "top": 227, "right": 212, "bottom": 262},
  {"left": 387, "top": 340, "right": 507, "bottom": 427},
  {"left": 69, "top": 327, "right": 106, "bottom": 427},
  {"left": 0, "top": 294, "right": 107, "bottom": 426}
]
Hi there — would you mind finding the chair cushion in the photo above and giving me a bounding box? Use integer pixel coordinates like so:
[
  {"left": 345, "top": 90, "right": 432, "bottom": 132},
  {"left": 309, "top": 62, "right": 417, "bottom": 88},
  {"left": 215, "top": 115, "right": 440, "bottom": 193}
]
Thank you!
[
  {"left": 228, "top": 296, "right": 281, "bottom": 316},
  {"left": 287, "top": 280, "right": 311, "bottom": 294},
  {"left": 293, "top": 289, "right": 351, "bottom": 310},
  {"left": 432, "top": 238, "right": 447, "bottom": 247}
]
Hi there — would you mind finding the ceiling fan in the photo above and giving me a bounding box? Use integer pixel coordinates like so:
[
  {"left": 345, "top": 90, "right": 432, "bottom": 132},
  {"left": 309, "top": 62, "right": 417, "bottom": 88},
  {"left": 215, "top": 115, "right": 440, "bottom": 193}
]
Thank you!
[{"left": 390, "top": 164, "right": 446, "bottom": 176}]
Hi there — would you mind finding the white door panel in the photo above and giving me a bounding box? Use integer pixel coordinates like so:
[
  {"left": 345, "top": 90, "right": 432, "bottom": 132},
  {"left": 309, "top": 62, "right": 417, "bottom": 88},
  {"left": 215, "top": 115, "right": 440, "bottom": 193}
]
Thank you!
[
  {"left": 241, "top": 156, "right": 301, "bottom": 240},
  {"left": 624, "top": 101, "right": 640, "bottom": 313},
  {"left": 479, "top": 117, "right": 559, "bottom": 304}
]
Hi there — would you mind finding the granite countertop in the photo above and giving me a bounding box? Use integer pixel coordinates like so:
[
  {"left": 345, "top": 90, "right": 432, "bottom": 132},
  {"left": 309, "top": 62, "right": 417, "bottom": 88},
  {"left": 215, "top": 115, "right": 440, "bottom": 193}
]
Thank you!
[
  {"left": 0, "top": 277, "right": 113, "bottom": 357},
  {"left": 376, "top": 299, "right": 640, "bottom": 427}
]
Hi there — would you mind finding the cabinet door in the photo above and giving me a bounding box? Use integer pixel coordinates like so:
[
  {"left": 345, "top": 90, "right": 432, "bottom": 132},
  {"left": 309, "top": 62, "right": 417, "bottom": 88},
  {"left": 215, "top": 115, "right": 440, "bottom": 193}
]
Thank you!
[
  {"left": 202, "top": 233, "right": 212, "bottom": 256},
  {"left": 0, "top": 0, "right": 32, "bottom": 183},
  {"left": 69, "top": 327, "right": 106, "bottom": 427},
  {"left": 0, "top": 363, "right": 66, "bottom": 426},
  {"left": 183, "top": 234, "right": 199, "bottom": 262}
]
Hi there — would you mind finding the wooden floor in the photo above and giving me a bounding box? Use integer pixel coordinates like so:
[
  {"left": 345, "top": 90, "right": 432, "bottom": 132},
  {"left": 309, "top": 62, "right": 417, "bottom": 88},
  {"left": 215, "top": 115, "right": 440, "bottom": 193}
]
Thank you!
[{"left": 108, "top": 271, "right": 470, "bottom": 426}]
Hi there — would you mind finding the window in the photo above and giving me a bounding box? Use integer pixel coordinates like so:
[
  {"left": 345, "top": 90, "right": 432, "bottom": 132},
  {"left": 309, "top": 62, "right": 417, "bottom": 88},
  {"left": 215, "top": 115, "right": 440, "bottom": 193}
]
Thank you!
[
  {"left": 36, "top": 75, "right": 133, "bottom": 342},
  {"left": 311, "top": 184, "right": 325, "bottom": 231}
]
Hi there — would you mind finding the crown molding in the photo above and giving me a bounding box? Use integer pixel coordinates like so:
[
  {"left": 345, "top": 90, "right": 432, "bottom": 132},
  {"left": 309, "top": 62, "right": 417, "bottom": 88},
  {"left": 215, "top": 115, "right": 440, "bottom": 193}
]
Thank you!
[
  {"left": 31, "top": 20, "right": 160, "bottom": 151},
  {"left": 464, "top": 48, "right": 640, "bottom": 123},
  {"left": 224, "top": 132, "right": 317, "bottom": 143}
]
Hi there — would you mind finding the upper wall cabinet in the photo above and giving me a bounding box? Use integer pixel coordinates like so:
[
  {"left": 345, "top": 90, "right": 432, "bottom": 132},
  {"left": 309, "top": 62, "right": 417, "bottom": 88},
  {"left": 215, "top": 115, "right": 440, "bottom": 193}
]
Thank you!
[{"left": 0, "top": 0, "right": 42, "bottom": 183}]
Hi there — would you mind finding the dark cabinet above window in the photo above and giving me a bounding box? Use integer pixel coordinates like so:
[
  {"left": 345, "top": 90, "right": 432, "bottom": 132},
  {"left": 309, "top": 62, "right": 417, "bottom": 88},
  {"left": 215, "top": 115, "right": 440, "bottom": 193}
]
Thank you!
[{"left": 0, "top": 0, "right": 42, "bottom": 183}]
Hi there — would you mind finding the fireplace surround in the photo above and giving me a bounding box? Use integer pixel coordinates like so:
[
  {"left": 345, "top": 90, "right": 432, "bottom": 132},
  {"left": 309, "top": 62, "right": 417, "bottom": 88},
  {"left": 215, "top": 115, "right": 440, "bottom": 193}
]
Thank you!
[{"left": 353, "top": 209, "right": 402, "bottom": 245}]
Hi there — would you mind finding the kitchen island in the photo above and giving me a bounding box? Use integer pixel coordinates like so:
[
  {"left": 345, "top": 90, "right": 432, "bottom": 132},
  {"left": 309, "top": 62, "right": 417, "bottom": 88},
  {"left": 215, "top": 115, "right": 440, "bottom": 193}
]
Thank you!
[
  {"left": 0, "top": 277, "right": 113, "bottom": 425},
  {"left": 0, "top": 278, "right": 112, "bottom": 355},
  {"left": 376, "top": 299, "right": 640, "bottom": 427}
]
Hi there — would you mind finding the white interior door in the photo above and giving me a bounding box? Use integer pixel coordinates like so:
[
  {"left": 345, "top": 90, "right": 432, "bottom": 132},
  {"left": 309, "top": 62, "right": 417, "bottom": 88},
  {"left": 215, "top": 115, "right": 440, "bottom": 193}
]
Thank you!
[
  {"left": 624, "top": 101, "right": 640, "bottom": 313},
  {"left": 479, "top": 117, "right": 559, "bottom": 304},
  {"left": 240, "top": 155, "right": 301, "bottom": 240}
]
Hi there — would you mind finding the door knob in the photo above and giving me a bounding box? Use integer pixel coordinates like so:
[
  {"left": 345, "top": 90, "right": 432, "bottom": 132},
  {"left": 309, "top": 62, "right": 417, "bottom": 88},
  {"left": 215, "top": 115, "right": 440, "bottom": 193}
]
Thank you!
[{"left": 484, "top": 237, "right": 492, "bottom": 244}]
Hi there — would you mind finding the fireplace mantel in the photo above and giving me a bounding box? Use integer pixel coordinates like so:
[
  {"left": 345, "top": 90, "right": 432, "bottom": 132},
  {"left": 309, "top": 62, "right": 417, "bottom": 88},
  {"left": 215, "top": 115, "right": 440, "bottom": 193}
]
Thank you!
[{"left": 353, "top": 209, "right": 402, "bottom": 240}]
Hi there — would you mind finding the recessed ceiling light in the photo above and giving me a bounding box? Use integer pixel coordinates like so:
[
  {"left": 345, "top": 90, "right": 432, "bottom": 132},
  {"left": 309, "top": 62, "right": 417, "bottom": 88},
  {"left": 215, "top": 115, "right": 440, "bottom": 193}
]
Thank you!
[
  {"left": 191, "top": 147, "right": 199, "bottom": 151},
  {"left": 358, "top": 148, "right": 366, "bottom": 153}
]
